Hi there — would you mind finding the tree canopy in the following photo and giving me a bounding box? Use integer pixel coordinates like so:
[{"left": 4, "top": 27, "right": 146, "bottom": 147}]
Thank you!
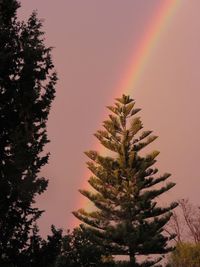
[
  {"left": 0, "top": 0, "right": 57, "bottom": 264},
  {"left": 73, "top": 95, "right": 177, "bottom": 266}
]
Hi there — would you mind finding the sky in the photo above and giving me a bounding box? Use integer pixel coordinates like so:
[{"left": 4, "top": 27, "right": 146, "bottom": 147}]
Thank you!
[{"left": 18, "top": 0, "right": 200, "bottom": 236}]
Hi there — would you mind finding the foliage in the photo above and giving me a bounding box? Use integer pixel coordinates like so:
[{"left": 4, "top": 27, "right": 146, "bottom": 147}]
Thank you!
[
  {"left": 166, "top": 242, "right": 200, "bottom": 267},
  {"left": 0, "top": 0, "right": 57, "bottom": 265},
  {"left": 165, "top": 199, "right": 200, "bottom": 266},
  {"left": 0, "top": 225, "right": 62, "bottom": 267},
  {"left": 23, "top": 225, "right": 63, "bottom": 267},
  {"left": 73, "top": 95, "right": 177, "bottom": 266},
  {"left": 56, "top": 227, "right": 108, "bottom": 267}
]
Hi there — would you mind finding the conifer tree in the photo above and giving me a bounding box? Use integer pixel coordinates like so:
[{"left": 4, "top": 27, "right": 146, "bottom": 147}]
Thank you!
[
  {"left": 56, "top": 227, "right": 106, "bottom": 267},
  {"left": 0, "top": 0, "right": 57, "bottom": 264},
  {"left": 73, "top": 95, "right": 178, "bottom": 266}
]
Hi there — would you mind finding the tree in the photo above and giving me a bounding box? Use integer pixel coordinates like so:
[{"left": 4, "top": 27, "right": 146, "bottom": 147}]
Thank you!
[
  {"left": 166, "top": 199, "right": 200, "bottom": 244},
  {"left": 17, "top": 224, "right": 63, "bottom": 267},
  {"left": 0, "top": 0, "right": 57, "bottom": 265},
  {"left": 165, "top": 199, "right": 200, "bottom": 266},
  {"left": 73, "top": 95, "right": 178, "bottom": 266},
  {"left": 56, "top": 227, "right": 108, "bottom": 267}
]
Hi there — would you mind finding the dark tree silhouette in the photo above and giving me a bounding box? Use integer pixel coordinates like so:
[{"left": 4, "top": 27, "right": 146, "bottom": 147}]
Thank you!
[
  {"left": 0, "top": 0, "right": 57, "bottom": 265},
  {"left": 56, "top": 227, "right": 108, "bottom": 267},
  {"left": 73, "top": 95, "right": 177, "bottom": 266},
  {"left": 22, "top": 225, "right": 63, "bottom": 267}
]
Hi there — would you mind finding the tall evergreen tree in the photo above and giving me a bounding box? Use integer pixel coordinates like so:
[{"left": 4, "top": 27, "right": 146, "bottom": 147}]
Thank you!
[
  {"left": 0, "top": 0, "right": 57, "bottom": 264},
  {"left": 73, "top": 95, "right": 178, "bottom": 266}
]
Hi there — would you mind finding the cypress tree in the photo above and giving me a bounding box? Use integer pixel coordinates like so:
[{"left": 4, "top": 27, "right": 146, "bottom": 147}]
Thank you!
[
  {"left": 73, "top": 95, "right": 177, "bottom": 266},
  {"left": 0, "top": 0, "right": 57, "bottom": 264}
]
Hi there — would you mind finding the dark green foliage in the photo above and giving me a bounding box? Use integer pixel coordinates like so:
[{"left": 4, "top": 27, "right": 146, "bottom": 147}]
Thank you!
[
  {"left": 73, "top": 95, "right": 177, "bottom": 266},
  {"left": 0, "top": 0, "right": 57, "bottom": 265},
  {"left": 26, "top": 225, "right": 63, "bottom": 267},
  {"left": 56, "top": 227, "right": 107, "bottom": 267},
  {"left": 12, "top": 224, "right": 63, "bottom": 267}
]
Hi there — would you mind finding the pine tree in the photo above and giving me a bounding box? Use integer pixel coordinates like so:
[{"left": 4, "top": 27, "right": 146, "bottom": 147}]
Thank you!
[
  {"left": 0, "top": 0, "right": 57, "bottom": 264},
  {"left": 73, "top": 95, "right": 178, "bottom": 266},
  {"left": 56, "top": 227, "right": 107, "bottom": 267},
  {"left": 21, "top": 225, "right": 63, "bottom": 267}
]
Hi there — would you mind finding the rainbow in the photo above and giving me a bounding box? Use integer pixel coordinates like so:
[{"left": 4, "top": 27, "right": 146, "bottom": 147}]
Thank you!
[
  {"left": 74, "top": 0, "right": 181, "bottom": 222},
  {"left": 116, "top": 0, "right": 181, "bottom": 97}
]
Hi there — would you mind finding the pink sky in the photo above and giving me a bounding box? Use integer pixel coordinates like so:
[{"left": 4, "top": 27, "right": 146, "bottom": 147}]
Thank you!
[{"left": 19, "top": 1, "right": 200, "bottom": 236}]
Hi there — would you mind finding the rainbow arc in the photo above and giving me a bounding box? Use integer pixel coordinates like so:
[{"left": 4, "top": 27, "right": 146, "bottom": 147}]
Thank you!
[{"left": 76, "top": 0, "right": 181, "bottom": 216}]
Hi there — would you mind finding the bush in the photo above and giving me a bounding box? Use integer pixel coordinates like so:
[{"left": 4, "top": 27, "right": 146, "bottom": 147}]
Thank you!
[{"left": 167, "top": 242, "right": 200, "bottom": 267}]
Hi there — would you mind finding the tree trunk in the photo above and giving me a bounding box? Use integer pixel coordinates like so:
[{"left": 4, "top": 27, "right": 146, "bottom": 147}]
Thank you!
[{"left": 129, "top": 247, "right": 137, "bottom": 267}]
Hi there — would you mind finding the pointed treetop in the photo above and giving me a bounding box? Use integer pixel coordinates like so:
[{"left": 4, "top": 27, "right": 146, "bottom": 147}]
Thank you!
[
  {"left": 115, "top": 94, "right": 134, "bottom": 105},
  {"left": 107, "top": 94, "right": 141, "bottom": 119}
]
